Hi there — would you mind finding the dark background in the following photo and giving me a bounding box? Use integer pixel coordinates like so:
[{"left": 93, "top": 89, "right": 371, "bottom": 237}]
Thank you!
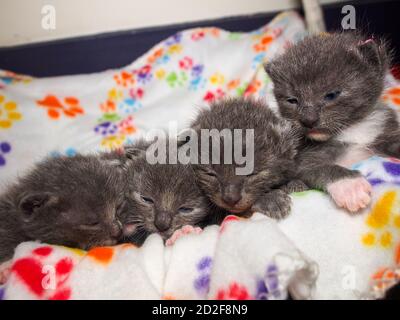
[{"left": 0, "top": 0, "right": 399, "bottom": 77}]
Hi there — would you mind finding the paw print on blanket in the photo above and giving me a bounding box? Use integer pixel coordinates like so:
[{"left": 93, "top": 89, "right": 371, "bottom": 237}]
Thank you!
[
  {"left": 166, "top": 71, "right": 188, "bottom": 88},
  {"left": 10, "top": 246, "right": 74, "bottom": 300},
  {"left": 49, "top": 147, "right": 77, "bottom": 158},
  {"left": 361, "top": 190, "right": 400, "bottom": 248},
  {"left": 0, "top": 142, "right": 11, "bottom": 167},
  {"left": 256, "top": 264, "right": 282, "bottom": 300},
  {"left": 193, "top": 256, "right": 213, "bottom": 295},
  {"left": 370, "top": 243, "right": 400, "bottom": 297},
  {"left": 0, "top": 71, "right": 32, "bottom": 87},
  {"left": 0, "top": 95, "right": 22, "bottom": 129},
  {"left": 216, "top": 282, "right": 253, "bottom": 300},
  {"left": 252, "top": 28, "right": 282, "bottom": 52},
  {"left": 383, "top": 86, "right": 400, "bottom": 107},
  {"left": 203, "top": 89, "right": 225, "bottom": 103},
  {"left": 36, "top": 95, "right": 84, "bottom": 120},
  {"left": 113, "top": 71, "right": 135, "bottom": 87}
]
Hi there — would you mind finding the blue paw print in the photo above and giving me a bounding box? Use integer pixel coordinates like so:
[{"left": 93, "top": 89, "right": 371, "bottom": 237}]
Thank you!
[
  {"left": 0, "top": 142, "right": 11, "bottom": 166},
  {"left": 194, "top": 256, "right": 212, "bottom": 295}
]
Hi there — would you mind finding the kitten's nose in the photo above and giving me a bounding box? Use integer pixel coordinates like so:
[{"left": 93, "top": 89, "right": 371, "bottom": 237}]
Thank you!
[
  {"left": 111, "top": 221, "right": 123, "bottom": 238},
  {"left": 300, "top": 114, "right": 319, "bottom": 128},
  {"left": 222, "top": 186, "right": 242, "bottom": 207},
  {"left": 154, "top": 212, "right": 172, "bottom": 232}
]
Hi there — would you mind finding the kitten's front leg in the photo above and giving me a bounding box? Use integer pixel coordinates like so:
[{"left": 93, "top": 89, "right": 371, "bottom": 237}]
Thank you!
[
  {"left": 252, "top": 189, "right": 292, "bottom": 220},
  {"left": 299, "top": 164, "right": 372, "bottom": 213}
]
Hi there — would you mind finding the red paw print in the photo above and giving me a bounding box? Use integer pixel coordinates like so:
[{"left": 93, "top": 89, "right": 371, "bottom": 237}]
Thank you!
[
  {"left": 203, "top": 89, "right": 225, "bottom": 103},
  {"left": 216, "top": 282, "right": 252, "bottom": 300},
  {"left": 11, "top": 246, "right": 74, "bottom": 300}
]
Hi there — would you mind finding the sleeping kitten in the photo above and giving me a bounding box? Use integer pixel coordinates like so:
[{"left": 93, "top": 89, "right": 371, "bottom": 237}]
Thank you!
[
  {"left": 0, "top": 154, "right": 125, "bottom": 263},
  {"left": 120, "top": 142, "right": 224, "bottom": 244},
  {"left": 265, "top": 32, "right": 397, "bottom": 212},
  {"left": 186, "top": 97, "right": 301, "bottom": 219}
]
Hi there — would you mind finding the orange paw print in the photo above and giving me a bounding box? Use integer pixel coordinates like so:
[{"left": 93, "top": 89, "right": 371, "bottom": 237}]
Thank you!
[
  {"left": 36, "top": 95, "right": 84, "bottom": 120},
  {"left": 244, "top": 79, "right": 262, "bottom": 97},
  {"left": 0, "top": 95, "right": 22, "bottom": 129},
  {"left": 113, "top": 71, "right": 135, "bottom": 87},
  {"left": 383, "top": 86, "right": 400, "bottom": 106},
  {"left": 252, "top": 28, "right": 282, "bottom": 53}
]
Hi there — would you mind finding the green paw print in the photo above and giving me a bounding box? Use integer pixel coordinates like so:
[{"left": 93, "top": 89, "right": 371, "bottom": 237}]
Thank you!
[{"left": 166, "top": 71, "right": 188, "bottom": 88}]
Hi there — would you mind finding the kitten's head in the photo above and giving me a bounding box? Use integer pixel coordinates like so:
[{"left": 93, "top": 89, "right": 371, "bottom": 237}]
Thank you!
[
  {"left": 265, "top": 33, "right": 391, "bottom": 141},
  {"left": 188, "top": 98, "right": 298, "bottom": 214},
  {"left": 9, "top": 155, "right": 125, "bottom": 250},
  {"left": 121, "top": 147, "right": 211, "bottom": 243}
]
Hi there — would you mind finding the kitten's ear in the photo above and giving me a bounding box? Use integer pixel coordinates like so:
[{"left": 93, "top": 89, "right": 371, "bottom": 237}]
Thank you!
[
  {"left": 19, "top": 193, "right": 58, "bottom": 221},
  {"left": 357, "top": 38, "right": 390, "bottom": 71},
  {"left": 264, "top": 62, "right": 275, "bottom": 80}
]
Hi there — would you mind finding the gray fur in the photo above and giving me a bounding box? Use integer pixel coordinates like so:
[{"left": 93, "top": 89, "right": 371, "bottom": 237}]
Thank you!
[
  {"left": 189, "top": 97, "right": 300, "bottom": 219},
  {"left": 120, "top": 142, "right": 224, "bottom": 243},
  {"left": 265, "top": 32, "right": 399, "bottom": 189},
  {"left": 0, "top": 155, "right": 124, "bottom": 262}
]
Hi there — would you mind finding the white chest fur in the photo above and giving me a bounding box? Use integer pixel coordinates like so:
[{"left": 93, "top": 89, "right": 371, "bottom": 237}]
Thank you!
[{"left": 334, "top": 109, "right": 387, "bottom": 167}]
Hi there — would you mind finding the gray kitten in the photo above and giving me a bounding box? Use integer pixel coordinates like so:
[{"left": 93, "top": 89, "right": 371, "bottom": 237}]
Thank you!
[
  {"left": 0, "top": 154, "right": 125, "bottom": 263},
  {"left": 119, "top": 143, "right": 224, "bottom": 244},
  {"left": 265, "top": 32, "right": 397, "bottom": 212},
  {"left": 187, "top": 97, "right": 301, "bottom": 219}
]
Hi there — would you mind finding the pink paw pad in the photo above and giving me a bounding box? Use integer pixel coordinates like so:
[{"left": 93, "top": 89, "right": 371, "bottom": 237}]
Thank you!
[
  {"left": 327, "top": 176, "right": 372, "bottom": 213},
  {"left": 0, "top": 260, "right": 12, "bottom": 285},
  {"left": 166, "top": 225, "right": 203, "bottom": 246}
]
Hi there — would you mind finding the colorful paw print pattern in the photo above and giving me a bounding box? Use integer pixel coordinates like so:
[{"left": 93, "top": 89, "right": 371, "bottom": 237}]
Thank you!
[
  {"left": 255, "top": 264, "right": 282, "bottom": 300},
  {"left": 49, "top": 147, "right": 77, "bottom": 158},
  {"left": 383, "top": 86, "right": 400, "bottom": 107},
  {"left": 216, "top": 282, "right": 253, "bottom": 300},
  {"left": 193, "top": 256, "right": 213, "bottom": 296},
  {"left": 0, "top": 95, "right": 22, "bottom": 129},
  {"left": 361, "top": 190, "right": 400, "bottom": 249},
  {"left": 0, "top": 142, "right": 11, "bottom": 167},
  {"left": 10, "top": 246, "right": 74, "bottom": 300},
  {"left": 370, "top": 243, "right": 400, "bottom": 296},
  {"left": 36, "top": 95, "right": 84, "bottom": 120}
]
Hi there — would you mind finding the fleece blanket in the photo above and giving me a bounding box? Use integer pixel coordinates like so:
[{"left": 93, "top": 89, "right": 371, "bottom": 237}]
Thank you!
[
  {"left": 1, "top": 10, "right": 400, "bottom": 299},
  {"left": 1, "top": 214, "right": 317, "bottom": 300}
]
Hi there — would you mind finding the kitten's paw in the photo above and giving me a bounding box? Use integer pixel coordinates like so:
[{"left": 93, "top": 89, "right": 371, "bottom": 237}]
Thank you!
[
  {"left": 327, "top": 176, "right": 372, "bottom": 213},
  {"left": 0, "top": 260, "right": 12, "bottom": 285},
  {"left": 166, "top": 225, "right": 203, "bottom": 246},
  {"left": 252, "top": 189, "right": 292, "bottom": 220},
  {"left": 282, "top": 179, "right": 309, "bottom": 193}
]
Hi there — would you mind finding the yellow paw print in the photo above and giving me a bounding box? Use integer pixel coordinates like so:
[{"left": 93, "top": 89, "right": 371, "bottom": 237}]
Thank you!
[
  {"left": 361, "top": 190, "right": 400, "bottom": 249},
  {"left": 155, "top": 69, "right": 166, "bottom": 80},
  {"left": 210, "top": 72, "right": 225, "bottom": 85},
  {"left": 101, "top": 134, "right": 126, "bottom": 150},
  {"left": 108, "top": 88, "right": 123, "bottom": 102},
  {"left": 168, "top": 44, "right": 182, "bottom": 55},
  {"left": 0, "top": 95, "right": 22, "bottom": 129}
]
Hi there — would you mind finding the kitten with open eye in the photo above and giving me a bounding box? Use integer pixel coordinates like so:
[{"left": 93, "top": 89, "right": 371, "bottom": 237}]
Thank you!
[
  {"left": 0, "top": 154, "right": 125, "bottom": 263},
  {"left": 187, "top": 97, "right": 301, "bottom": 220},
  {"left": 265, "top": 32, "right": 397, "bottom": 212},
  {"left": 120, "top": 143, "right": 223, "bottom": 244}
]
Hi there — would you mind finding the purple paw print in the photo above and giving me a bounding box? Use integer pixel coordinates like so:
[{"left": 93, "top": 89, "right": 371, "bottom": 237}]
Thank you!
[
  {"left": 194, "top": 256, "right": 212, "bottom": 295},
  {"left": 0, "top": 142, "right": 11, "bottom": 166},
  {"left": 94, "top": 122, "right": 118, "bottom": 136},
  {"left": 256, "top": 264, "right": 281, "bottom": 300}
]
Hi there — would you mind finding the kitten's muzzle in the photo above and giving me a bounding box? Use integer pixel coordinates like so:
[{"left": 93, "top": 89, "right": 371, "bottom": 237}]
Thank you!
[
  {"left": 300, "top": 114, "right": 319, "bottom": 129},
  {"left": 154, "top": 212, "right": 172, "bottom": 232}
]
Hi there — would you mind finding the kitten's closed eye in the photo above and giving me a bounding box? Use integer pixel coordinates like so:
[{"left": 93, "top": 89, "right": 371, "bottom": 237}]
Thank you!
[
  {"left": 140, "top": 196, "right": 154, "bottom": 205},
  {"left": 79, "top": 222, "right": 101, "bottom": 230},
  {"left": 324, "top": 90, "right": 341, "bottom": 101},
  {"left": 178, "top": 207, "right": 194, "bottom": 214},
  {"left": 286, "top": 97, "right": 298, "bottom": 105}
]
